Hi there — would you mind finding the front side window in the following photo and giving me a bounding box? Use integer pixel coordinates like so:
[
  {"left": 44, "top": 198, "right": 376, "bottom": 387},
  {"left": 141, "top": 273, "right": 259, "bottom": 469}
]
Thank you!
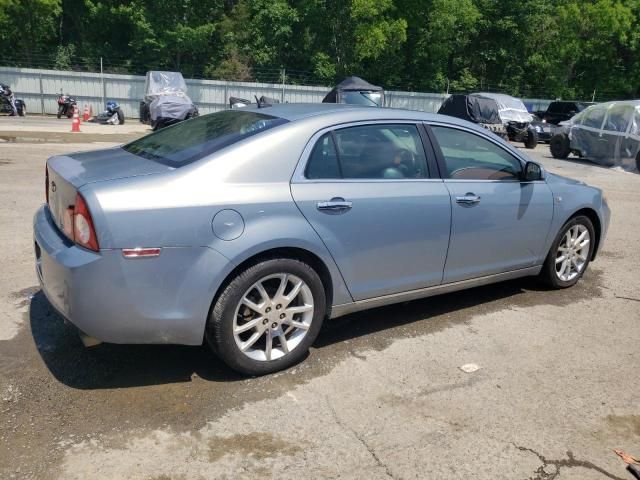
[
  {"left": 305, "top": 124, "right": 429, "bottom": 180},
  {"left": 604, "top": 106, "right": 633, "bottom": 132},
  {"left": 124, "top": 110, "right": 288, "bottom": 166},
  {"left": 582, "top": 108, "right": 606, "bottom": 128},
  {"left": 431, "top": 126, "right": 523, "bottom": 181}
]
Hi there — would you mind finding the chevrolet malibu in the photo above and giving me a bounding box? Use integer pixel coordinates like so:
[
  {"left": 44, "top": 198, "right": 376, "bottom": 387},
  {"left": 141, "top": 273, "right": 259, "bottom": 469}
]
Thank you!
[{"left": 34, "top": 104, "right": 610, "bottom": 375}]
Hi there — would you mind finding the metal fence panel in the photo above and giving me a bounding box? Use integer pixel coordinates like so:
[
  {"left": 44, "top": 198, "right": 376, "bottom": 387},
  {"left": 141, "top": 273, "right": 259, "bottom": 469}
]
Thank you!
[{"left": 0, "top": 66, "right": 554, "bottom": 119}]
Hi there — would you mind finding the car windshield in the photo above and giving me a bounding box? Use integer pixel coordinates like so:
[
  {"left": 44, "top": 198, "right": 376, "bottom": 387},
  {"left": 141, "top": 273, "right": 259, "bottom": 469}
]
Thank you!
[
  {"left": 341, "top": 91, "right": 382, "bottom": 107},
  {"left": 123, "top": 110, "right": 288, "bottom": 166}
]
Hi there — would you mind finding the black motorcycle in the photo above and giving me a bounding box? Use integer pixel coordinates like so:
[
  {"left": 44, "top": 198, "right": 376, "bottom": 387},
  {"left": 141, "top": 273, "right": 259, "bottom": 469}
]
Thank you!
[
  {"left": 90, "top": 101, "right": 125, "bottom": 125},
  {"left": 57, "top": 92, "right": 77, "bottom": 118},
  {"left": 0, "top": 84, "right": 26, "bottom": 116}
]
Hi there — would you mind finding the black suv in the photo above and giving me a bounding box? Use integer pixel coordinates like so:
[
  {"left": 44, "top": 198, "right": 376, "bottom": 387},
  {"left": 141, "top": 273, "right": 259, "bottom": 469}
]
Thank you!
[{"left": 538, "top": 101, "right": 595, "bottom": 125}]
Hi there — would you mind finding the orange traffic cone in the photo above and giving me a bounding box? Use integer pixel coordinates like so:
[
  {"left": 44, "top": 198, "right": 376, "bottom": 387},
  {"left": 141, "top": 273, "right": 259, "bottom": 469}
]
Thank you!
[
  {"left": 82, "top": 104, "right": 90, "bottom": 121},
  {"left": 71, "top": 106, "right": 81, "bottom": 132}
]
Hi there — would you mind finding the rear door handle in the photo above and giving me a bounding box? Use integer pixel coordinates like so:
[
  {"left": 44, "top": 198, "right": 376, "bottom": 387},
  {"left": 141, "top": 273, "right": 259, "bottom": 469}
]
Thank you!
[
  {"left": 317, "top": 197, "right": 352, "bottom": 213},
  {"left": 455, "top": 193, "right": 481, "bottom": 206}
]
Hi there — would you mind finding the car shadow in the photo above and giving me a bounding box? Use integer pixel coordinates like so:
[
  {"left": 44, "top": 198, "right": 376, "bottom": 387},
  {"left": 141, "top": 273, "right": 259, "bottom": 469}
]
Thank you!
[{"left": 30, "top": 277, "right": 557, "bottom": 390}]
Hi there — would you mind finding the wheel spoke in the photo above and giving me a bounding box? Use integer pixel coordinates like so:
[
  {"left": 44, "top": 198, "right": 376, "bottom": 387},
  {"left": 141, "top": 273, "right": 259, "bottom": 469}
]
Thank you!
[
  {"left": 241, "top": 298, "right": 263, "bottom": 315},
  {"left": 558, "top": 259, "right": 568, "bottom": 277},
  {"left": 578, "top": 238, "right": 590, "bottom": 250},
  {"left": 284, "top": 279, "right": 303, "bottom": 304},
  {"left": 277, "top": 329, "right": 289, "bottom": 353},
  {"left": 285, "top": 304, "right": 313, "bottom": 315},
  {"left": 575, "top": 230, "right": 588, "bottom": 244},
  {"left": 254, "top": 282, "right": 270, "bottom": 304},
  {"left": 234, "top": 317, "right": 263, "bottom": 334},
  {"left": 284, "top": 319, "right": 310, "bottom": 331},
  {"left": 265, "top": 329, "right": 273, "bottom": 360},
  {"left": 274, "top": 274, "right": 289, "bottom": 299},
  {"left": 241, "top": 330, "right": 263, "bottom": 352},
  {"left": 555, "top": 255, "right": 566, "bottom": 264}
]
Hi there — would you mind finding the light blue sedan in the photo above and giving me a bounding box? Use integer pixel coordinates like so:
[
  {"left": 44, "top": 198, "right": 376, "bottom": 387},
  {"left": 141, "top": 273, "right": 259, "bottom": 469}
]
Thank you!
[{"left": 34, "top": 104, "right": 610, "bottom": 375}]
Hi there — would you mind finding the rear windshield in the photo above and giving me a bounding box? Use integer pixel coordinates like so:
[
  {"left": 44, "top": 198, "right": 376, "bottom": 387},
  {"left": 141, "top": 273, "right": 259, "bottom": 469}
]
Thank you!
[{"left": 123, "top": 110, "right": 288, "bottom": 166}]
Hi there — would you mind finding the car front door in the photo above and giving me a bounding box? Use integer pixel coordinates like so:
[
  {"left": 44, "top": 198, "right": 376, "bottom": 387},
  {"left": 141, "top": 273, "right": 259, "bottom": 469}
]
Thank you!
[
  {"left": 291, "top": 122, "right": 452, "bottom": 301},
  {"left": 427, "top": 124, "right": 554, "bottom": 283}
]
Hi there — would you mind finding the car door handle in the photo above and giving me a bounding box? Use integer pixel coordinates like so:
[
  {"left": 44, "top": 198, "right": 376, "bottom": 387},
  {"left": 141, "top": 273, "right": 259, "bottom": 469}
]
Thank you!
[
  {"left": 455, "top": 193, "right": 481, "bottom": 206},
  {"left": 317, "top": 197, "right": 352, "bottom": 213}
]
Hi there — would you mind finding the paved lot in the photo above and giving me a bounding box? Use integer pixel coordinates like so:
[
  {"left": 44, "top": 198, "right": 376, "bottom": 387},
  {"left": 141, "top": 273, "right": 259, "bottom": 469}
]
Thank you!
[{"left": 0, "top": 132, "right": 639, "bottom": 479}]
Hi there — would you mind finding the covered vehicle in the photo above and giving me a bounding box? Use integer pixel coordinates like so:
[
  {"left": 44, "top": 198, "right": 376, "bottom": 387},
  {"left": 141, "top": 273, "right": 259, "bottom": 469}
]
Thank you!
[
  {"left": 437, "top": 94, "right": 507, "bottom": 138},
  {"left": 550, "top": 100, "right": 640, "bottom": 172},
  {"left": 139, "top": 71, "right": 198, "bottom": 130},
  {"left": 0, "top": 83, "right": 26, "bottom": 116},
  {"left": 530, "top": 114, "right": 553, "bottom": 143},
  {"left": 478, "top": 92, "right": 538, "bottom": 148},
  {"left": 322, "top": 76, "right": 384, "bottom": 107}
]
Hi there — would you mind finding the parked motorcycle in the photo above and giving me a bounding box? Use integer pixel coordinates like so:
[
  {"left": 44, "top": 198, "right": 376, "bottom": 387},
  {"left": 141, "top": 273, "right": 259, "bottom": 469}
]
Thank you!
[
  {"left": 90, "top": 101, "right": 125, "bottom": 125},
  {"left": 0, "top": 83, "right": 26, "bottom": 116},
  {"left": 57, "top": 91, "right": 77, "bottom": 118}
]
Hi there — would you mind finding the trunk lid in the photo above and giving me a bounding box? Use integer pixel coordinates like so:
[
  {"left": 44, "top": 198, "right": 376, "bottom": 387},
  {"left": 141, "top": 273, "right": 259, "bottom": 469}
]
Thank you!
[{"left": 46, "top": 146, "right": 173, "bottom": 237}]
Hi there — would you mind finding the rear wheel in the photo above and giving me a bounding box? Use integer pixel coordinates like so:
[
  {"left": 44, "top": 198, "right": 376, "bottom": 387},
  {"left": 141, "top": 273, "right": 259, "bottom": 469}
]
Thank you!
[
  {"left": 550, "top": 133, "right": 570, "bottom": 159},
  {"left": 116, "top": 108, "right": 125, "bottom": 125},
  {"left": 17, "top": 102, "right": 25, "bottom": 117},
  {"left": 540, "top": 215, "right": 595, "bottom": 289},
  {"left": 636, "top": 152, "right": 640, "bottom": 172},
  {"left": 66, "top": 105, "right": 74, "bottom": 118},
  {"left": 524, "top": 129, "right": 538, "bottom": 149},
  {"left": 57, "top": 105, "right": 63, "bottom": 119},
  {"left": 206, "top": 258, "right": 326, "bottom": 375}
]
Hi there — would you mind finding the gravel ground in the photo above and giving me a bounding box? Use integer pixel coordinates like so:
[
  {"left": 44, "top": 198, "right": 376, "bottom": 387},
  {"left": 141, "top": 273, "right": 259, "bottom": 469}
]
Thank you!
[{"left": 0, "top": 134, "right": 638, "bottom": 480}]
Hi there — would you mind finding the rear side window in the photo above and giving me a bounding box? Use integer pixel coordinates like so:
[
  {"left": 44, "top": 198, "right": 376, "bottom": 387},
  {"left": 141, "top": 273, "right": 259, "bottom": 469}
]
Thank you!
[
  {"left": 604, "top": 106, "right": 633, "bottom": 132},
  {"left": 431, "top": 126, "right": 522, "bottom": 181},
  {"left": 305, "top": 124, "right": 429, "bottom": 180},
  {"left": 124, "top": 110, "right": 288, "bottom": 166}
]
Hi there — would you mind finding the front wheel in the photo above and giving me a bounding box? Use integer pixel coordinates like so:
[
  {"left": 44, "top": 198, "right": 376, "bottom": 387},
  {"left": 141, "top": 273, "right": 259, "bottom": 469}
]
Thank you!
[
  {"left": 524, "top": 129, "right": 538, "bottom": 149},
  {"left": 57, "top": 105, "right": 63, "bottom": 119},
  {"left": 540, "top": 215, "right": 595, "bottom": 289},
  {"left": 550, "top": 133, "right": 570, "bottom": 159},
  {"left": 206, "top": 258, "right": 326, "bottom": 375}
]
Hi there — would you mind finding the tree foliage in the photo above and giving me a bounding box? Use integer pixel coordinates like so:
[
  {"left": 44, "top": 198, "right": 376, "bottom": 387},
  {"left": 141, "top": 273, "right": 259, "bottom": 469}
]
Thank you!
[{"left": 0, "top": 0, "right": 638, "bottom": 99}]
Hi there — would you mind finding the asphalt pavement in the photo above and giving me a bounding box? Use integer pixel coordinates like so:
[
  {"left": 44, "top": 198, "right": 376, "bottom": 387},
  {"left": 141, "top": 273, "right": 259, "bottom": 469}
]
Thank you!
[{"left": 0, "top": 125, "right": 638, "bottom": 480}]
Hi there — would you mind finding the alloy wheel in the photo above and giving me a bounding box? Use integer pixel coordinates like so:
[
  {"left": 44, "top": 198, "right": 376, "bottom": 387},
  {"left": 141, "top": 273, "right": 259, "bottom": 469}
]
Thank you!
[
  {"left": 555, "top": 224, "right": 590, "bottom": 282},
  {"left": 233, "top": 273, "right": 314, "bottom": 361}
]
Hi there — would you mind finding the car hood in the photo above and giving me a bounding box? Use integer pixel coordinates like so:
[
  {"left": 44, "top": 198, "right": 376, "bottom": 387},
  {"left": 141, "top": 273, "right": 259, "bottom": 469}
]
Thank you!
[{"left": 47, "top": 146, "right": 173, "bottom": 188}]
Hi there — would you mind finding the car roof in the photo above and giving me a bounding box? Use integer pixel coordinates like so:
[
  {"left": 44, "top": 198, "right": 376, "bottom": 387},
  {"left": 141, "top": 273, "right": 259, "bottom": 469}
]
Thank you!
[{"left": 238, "top": 102, "right": 449, "bottom": 123}]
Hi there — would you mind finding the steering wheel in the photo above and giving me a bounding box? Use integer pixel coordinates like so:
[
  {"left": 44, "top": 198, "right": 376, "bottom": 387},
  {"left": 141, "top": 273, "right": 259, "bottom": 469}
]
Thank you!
[{"left": 394, "top": 148, "right": 417, "bottom": 176}]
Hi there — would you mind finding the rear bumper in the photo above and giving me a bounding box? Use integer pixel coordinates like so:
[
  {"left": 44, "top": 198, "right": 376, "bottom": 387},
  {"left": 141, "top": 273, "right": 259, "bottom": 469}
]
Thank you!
[{"left": 34, "top": 205, "right": 233, "bottom": 345}]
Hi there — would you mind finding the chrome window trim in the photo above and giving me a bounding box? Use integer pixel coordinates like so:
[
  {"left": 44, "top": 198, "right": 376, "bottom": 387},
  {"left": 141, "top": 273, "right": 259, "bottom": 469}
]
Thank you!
[
  {"left": 425, "top": 121, "right": 547, "bottom": 181},
  {"left": 291, "top": 120, "right": 437, "bottom": 184}
]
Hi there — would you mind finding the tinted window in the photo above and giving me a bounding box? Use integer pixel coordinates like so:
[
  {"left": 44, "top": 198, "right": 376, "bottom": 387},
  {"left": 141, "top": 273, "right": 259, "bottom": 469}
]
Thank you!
[
  {"left": 305, "top": 133, "right": 340, "bottom": 179},
  {"left": 124, "top": 110, "right": 288, "bottom": 166},
  {"left": 582, "top": 108, "right": 606, "bottom": 128},
  {"left": 305, "top": 124, "right": 429, "bottom": 179},
  {"left": 431, "top": 126, "right": 523, "bottom": 181},
  {"left": 548, "top": 102, "right": 564, "bottom": 114},
  {"left": 340, "top": 91, "right": 383, "bottom": 107}
]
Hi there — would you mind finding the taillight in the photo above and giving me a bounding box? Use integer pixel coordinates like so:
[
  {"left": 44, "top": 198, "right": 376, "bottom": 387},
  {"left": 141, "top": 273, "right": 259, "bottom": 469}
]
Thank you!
[
  {"left": 45, "top": 165, "right": 49, "bottom": 204},
  {"left": 72, "top": 193, "right": 99, "bottom": 251}
]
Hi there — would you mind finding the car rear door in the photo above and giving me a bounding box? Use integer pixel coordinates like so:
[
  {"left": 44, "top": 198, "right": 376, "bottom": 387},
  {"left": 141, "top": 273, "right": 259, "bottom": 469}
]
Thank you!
[
  {"left": 291, "top": 122, "right": 452, "bottom": 301},
  {"left": 427, "top": 123, "right": 553, "bottom": 283}
]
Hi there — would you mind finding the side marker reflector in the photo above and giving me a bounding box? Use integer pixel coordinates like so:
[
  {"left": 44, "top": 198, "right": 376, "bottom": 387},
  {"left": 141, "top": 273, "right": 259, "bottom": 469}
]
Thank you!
[{"left": 122, "top": 248, "right": 161, "bottom": 258}]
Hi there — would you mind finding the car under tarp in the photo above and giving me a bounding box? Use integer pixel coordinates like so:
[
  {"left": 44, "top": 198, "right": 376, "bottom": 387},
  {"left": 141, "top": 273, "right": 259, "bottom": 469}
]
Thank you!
[
  {"left": 476, "top": 92, "right": 533, "bottom": 123},
  {"left": 437, "top": 94, "right": 503, "bottom": 125},
  {"left": 322, "top": 76, "right": 384, "bottom": 107}
]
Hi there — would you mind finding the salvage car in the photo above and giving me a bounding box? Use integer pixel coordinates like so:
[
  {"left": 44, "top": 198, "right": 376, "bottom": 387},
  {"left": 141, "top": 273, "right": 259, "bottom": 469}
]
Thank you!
[
  {"left": 478, "top": 92, "right": 538, "bottom": 148},
  {"left": 437, "top": 93, "right": 507, "bottom": 139},
  {"left": 530, "top": 114, "right": 553, "bottom": 143},
  {"left": 35, "top": 104, "right": 609, "bottom": 375},
  {"left": 139, "top": 71, "right": 198, "bottom": 130},
  {"left": 550, "top": 100, "right": 640, "bottom": 172}
]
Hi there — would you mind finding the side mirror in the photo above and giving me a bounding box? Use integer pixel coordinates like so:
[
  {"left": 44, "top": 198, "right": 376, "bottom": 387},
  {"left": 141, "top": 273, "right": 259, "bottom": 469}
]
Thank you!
[{"left": 523, "top": 161, "right": 543, "bottom": 181}]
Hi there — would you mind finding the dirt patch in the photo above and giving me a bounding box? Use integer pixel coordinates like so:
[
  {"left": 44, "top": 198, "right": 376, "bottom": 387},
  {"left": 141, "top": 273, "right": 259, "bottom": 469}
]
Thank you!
[
  {"left": 606, "top": 415, "right": 640, "bottom": 438},
  {"left": 207, "top": 432, "right": 302, "bottom": 462}
]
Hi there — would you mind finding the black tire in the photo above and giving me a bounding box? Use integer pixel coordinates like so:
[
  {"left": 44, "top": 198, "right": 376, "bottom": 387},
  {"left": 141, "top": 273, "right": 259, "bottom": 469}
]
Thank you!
[
  {"left": 57, "top": 105, "right": 63, "bottom": 119},
  {"left": 206, "top": 258, "right": 326, "bottom": 376},
  {"left": 540, "top": 215, "right": 595, "bottom": 289},
  {"left": 116, "top": 108, "right": 125, "bottom": 125},
  {"left": 524, "top": 129, "right": 538, "bottom": 149},
  {"left": 635, "top": 152, "right": 640, "bottom": 173},
  {"left": 17, "top": 104, "right": 25, "bottom": 116},
  {"left": 66, "top": 105, "right": 74, "bottom": 119},
  {"left": 550, "top": 133, "right": 570, "bottom": 159}
]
